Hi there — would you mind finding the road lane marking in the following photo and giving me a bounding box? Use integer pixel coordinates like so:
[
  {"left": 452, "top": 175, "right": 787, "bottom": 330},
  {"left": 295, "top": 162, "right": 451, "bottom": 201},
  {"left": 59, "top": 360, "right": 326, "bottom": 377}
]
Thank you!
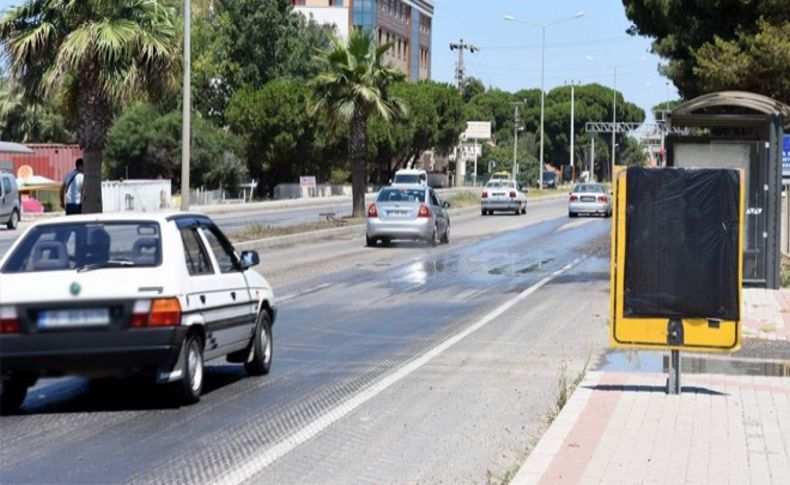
[
  {"left": 217, "top": 256, "right": 585, "bottom": 485},
  {"left": 277, "top": 283, "right": 332, "bottom": 303}
]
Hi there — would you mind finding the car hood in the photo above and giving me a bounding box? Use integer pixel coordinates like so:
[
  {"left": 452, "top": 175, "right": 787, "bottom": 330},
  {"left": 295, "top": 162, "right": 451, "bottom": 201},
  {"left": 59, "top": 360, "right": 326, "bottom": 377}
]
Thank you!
[{"left": 0, "top": 268, "right": 178, "bottom": 304}]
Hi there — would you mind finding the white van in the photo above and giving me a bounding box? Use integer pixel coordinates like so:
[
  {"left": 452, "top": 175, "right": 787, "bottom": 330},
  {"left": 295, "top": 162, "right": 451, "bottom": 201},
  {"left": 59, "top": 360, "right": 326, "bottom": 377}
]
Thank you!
[
  {"left": 391, "top": 169, "right": 428, "bottom": 187},
  {"left": 0, "top": 171, "right": 20, "bottom": 230}
]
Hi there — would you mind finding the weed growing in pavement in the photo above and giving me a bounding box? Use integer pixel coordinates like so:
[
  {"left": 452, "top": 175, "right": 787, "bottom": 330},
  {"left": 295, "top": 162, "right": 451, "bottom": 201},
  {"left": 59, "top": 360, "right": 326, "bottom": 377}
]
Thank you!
[
  {"left": 446, "top": 190, "right": 481, "bottom": 208},
  {"left": 781, "top": 255, "right": 790, "bottom": 288},
  {"left": 229, "top": 217, "right": 364, "bottom": 242}
]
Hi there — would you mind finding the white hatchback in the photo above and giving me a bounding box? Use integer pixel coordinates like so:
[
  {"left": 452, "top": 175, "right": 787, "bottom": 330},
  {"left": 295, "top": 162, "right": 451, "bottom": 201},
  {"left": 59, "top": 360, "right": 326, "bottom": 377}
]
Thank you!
[{"left": 0, "top": 213, "right": 276, "bottom": 414}]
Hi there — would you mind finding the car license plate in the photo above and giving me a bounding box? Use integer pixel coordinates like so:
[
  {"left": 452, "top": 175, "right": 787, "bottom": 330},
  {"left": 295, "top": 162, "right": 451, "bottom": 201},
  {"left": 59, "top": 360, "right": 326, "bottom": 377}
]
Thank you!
[
  {"left": 38, "top": 308, "right": 110, "bottom": 329},
  {"left": 388, "top": 210, "right": 407, "bottom": 216},
  {"left": 581, "top": 196, "right": 596, "bottom": 202}
]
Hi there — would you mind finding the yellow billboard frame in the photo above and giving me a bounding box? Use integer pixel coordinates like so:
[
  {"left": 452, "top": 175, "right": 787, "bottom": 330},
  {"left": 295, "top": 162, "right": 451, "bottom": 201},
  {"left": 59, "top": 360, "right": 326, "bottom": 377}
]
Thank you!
[{"left": 609, "top": 168, "right": 744, "bottom": 353}]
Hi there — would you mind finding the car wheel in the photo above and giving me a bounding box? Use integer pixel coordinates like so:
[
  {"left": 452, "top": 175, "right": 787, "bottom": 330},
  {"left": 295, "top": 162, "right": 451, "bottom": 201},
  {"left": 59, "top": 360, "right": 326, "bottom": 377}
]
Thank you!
[
  {"left": 173, "top": 334, "right": 204, "bottom": 404},
  {"left": 245, "top": 311, "right": 273, "bottom": 376},
  {"left": 569, "top": 211, "right": 578, "bottom": 218},
  {"left": 0, "top": 375, "right": 31, "bottom": 415},
  {"left": 605, "top": 210, "right": 612, "bottom": 218},
  {"left": 7, "top": 210, "right": 19, "bottom": 230},
  {"left": 430, "top": 224, "right": 439, "bottom": 247},
  {"left": 365, "top": 234, "right": 375, "bottom": 247},
  {"left": 481, "top": 209, "right": 487, "bottom": 216},
  {"left": 442, "top": 223, "right": 450, "bottom": 244},
  {"left": 522, "top": 204, "right": 527, "bottom": 215}
]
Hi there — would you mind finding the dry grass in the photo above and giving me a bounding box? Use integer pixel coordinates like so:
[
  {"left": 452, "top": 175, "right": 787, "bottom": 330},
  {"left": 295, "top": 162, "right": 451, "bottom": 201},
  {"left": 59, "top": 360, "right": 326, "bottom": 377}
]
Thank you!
[
  {"left": 781, "top": 254, "right": 790, "bottom": 288},
  {"left": 229, "top": 217, "right": 364, "bottom": 242}
]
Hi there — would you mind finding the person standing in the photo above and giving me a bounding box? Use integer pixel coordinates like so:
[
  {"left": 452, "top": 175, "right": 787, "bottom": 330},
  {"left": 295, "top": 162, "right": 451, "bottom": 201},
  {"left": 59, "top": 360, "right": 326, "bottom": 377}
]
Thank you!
[{"left": 60, "top": 158, "right": 85, "bottom": 215}]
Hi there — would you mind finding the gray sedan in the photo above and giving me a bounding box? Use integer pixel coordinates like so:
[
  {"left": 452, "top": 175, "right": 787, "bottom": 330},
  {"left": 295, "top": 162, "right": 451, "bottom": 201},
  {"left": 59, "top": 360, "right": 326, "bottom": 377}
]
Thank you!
[
  {"left": 568, "top": 183, "right": 612, "bottom": 217},
  {"left": 366, "top": 187, "right": 450, "bottom": 247}
]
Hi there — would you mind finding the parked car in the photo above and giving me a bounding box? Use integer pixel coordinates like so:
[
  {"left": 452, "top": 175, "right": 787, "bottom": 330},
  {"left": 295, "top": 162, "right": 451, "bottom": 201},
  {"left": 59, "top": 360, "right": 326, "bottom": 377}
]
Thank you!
[
  {"left": 541, "top": 171, "right": 558, "bottom": 189},
  {"left": 366, "top": 186, "right": 450, "bottom": 246},
  {"left": 391, "top": 169, "right": 428, "bottom": 187},
  {"left": 481, "top": 179, "right": 527, "bottom": 216},
  {"left": 489, "top": 171, "right": 510, "bottom": 182},
  {"left": 0, "top": 171, "right": 21, "bottom": 230},
  {"left": 0, "top": 213, "right": 276, "bottom": 414},
  {"left": 568, "top": 183, "right": 612, "bottom": 217}
]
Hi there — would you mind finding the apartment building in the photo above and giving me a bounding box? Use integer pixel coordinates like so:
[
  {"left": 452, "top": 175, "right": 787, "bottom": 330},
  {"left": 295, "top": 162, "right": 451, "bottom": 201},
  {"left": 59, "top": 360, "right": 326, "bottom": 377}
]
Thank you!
[{"left": 292, "top": 0, "right": 433, "bottom": 81}]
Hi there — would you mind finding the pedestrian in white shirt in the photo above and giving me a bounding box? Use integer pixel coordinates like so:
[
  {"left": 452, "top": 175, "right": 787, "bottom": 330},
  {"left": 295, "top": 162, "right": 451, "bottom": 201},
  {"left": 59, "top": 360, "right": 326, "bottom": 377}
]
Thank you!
[{"left": 60, "top": 158, "right": 85, "bottom": 215}]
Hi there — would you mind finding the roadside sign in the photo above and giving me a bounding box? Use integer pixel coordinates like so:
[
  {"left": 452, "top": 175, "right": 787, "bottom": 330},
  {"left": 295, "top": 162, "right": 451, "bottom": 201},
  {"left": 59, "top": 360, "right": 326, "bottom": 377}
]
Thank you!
[
  {"left": 783, "top": 135, "right": 790, "bottom": 180},
  {"left": 463, "top": 121, "right": 492, "bottom": 140},
  {"left": 299, "top": 176, "right": 317, "bottom": 189},
  {"left": 610, "top": 167, "right": 744, "bottom": 353}
]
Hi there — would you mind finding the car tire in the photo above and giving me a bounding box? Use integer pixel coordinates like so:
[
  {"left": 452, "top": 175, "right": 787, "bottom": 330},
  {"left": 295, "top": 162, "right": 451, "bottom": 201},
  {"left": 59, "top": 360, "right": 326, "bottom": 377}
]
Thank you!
[
  {"left": 365, "top": 234, "right": 375, "bottom": 247},
  {"left": 173, "top": 334, "right": 204, "bottom": 405},
  {"left": 245, "top": 311, "right": 273, "bottom": 376},
  {"left": 441, "top": 223, "right": 450, "bottom": 244},
  {"left": 522, "top": 204, "right": 527, "bottom": 215},
  {"left": 605, "top": 210, "right": 612, "bottom": 218},
  {"left": 481, "top": 209, "right": 487, "bottom": 216},
  {"left": 0, "top": 375, "right": 30, "bottom": 415},
  {"left": 7, "top": 209, "right": 19, "bottom": 230},
  {"left": 430, "top": 224, "right": 439, "bottom": 247},
  {"left": 569, "top": 211, "right": 578, "bottom": 218}
]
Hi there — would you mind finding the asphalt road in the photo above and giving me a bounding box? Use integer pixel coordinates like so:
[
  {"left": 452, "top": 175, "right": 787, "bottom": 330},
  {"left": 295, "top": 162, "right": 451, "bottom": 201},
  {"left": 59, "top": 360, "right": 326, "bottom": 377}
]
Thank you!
[{"left": 0, "top": 197, "right": 614, "bottom": 484}]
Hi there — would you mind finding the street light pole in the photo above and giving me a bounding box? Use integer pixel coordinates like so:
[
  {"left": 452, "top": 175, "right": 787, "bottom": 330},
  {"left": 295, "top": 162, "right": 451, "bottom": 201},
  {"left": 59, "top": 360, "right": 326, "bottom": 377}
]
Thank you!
[
  {"left": 505, "top": 12, "right": 584, "bottom": 190},
  {"left": 611, "top": 66, "right": 617, "bottom": 182},
  {"left": 569, "top": 81, "right": 575, "bottom": 178},
  {"left": 180, "top": 0, "right": 191, "bottom": 211},
  {"left": 512, "top": 103, "right": 520, "bottom": 180}
]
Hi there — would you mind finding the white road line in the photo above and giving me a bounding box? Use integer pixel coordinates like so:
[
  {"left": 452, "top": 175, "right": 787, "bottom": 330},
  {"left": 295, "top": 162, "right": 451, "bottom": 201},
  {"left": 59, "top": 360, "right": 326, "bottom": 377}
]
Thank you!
[
  {"left": 217, "top": 256, "right": 585, "bottom": 485},
  {"left": 277, "top": 283, "right": 332, "bottom": 303},
  {"left": 556, "top": 218, "right": 599, "bottom": 233}
]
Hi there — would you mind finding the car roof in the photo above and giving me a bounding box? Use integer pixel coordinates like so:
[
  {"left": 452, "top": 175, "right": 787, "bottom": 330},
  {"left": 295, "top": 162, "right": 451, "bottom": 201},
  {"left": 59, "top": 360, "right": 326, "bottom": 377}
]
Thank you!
[
  {"left": 394, "top": 169, "right": 426, "bottom": 174},
  {"left": 24, "top": 211, "right": 212, "bottom": 228}
]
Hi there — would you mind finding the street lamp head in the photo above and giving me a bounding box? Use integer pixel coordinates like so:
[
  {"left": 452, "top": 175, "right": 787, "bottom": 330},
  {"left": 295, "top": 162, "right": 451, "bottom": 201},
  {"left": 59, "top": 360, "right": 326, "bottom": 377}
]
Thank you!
[{"left": 504, "top": 14, "right": 516, "bottom": 21}]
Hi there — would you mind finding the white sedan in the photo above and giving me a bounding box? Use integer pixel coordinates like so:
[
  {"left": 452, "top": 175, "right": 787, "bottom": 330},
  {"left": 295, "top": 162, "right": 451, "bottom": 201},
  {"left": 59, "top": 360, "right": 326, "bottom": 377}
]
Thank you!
[
  {"left": 0, "top": 213, "right": 276, "bottom": 414},
  {"left": 481, "top": 179, "right": 527, "bottom": 215}
]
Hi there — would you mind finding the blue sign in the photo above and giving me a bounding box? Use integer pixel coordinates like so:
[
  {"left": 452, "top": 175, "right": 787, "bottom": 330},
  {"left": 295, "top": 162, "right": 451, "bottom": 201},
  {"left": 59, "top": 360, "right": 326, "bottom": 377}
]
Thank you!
[{"left": 784, "top": 135, "right": 790, "bottom": 179}]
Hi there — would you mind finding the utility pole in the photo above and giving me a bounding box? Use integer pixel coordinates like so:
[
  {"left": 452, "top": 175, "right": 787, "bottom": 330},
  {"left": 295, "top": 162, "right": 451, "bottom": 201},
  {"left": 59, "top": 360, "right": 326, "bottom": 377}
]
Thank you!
[
  {"left": 449, "top": 39, "right": 478, "bottom": 94},
  {"left": 590, "top": 135, "right": 595, "bottom": 182},
  {"left": 567, "top": 81, "right": 576, "bottom": 180},
  {"left": 512, "top": 104, "right": 520, "bottom": 180},
  {"left": 611, "top": 67, "right": 617, "bottom": 182},
  {"left": 180, "top": 0, "right": 191, "bottom": 211}
]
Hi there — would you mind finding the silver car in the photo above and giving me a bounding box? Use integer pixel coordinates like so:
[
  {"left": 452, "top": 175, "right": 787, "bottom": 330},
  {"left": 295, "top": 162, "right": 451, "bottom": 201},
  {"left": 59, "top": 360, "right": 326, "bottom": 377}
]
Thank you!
[
  {"left": 0, "top": 171, "right": 21, "bottom": 230},
  {"left": 366, "top": 187, "right": 450, "bottom": 247},
  {"left": 481, "top": 180, "right": 527, "bottom": 215},
  {"left": 568, "top": 183, "right": 612, "bottom": 217}
]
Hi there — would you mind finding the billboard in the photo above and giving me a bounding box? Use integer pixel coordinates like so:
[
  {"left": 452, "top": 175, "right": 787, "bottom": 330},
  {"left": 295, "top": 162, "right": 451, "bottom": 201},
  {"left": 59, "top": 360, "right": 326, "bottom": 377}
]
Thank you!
[
  {"left": 783, "top": 135, "right": 790, "bottom": 180},
  {"left": 463, "top": 121, "right": 491, "bottom": 140}
]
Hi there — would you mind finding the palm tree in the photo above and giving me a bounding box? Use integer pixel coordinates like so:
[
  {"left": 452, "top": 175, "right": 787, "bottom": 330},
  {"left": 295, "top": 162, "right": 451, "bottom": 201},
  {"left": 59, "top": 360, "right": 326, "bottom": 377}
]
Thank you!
[
  {"left": 0, "top": 0, "right": 178, "bottom": 213},
  {"left": 311, "top": 29, "right": 406, "bottom": 217}
]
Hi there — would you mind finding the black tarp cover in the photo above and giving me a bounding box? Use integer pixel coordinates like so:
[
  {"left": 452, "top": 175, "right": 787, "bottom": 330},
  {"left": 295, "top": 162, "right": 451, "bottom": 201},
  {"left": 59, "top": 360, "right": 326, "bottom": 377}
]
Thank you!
[{"left": 623, "top": 167, "right": 741, "bottom": 321}]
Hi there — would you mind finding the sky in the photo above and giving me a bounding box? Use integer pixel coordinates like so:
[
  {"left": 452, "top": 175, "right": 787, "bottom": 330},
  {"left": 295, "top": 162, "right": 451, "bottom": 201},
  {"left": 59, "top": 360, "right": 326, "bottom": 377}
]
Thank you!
[
  {"left": 0, "top": 0, "right": 679, "bottom": 121},
  {"left": 431, "top": 0, "right": 678, "bottom": 121}
]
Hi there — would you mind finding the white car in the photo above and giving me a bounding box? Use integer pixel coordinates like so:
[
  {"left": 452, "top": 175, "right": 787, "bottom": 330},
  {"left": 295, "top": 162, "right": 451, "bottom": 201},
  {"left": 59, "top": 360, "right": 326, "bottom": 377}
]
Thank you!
[
  {"left": 391, "top": 169, "right": 428, "bottom": 187},
  {"left": 481, "top": 179, "right": 527, "bottom": 215},
  {"left": 0, "top": 213, "right": 276, "bottom": 414}
]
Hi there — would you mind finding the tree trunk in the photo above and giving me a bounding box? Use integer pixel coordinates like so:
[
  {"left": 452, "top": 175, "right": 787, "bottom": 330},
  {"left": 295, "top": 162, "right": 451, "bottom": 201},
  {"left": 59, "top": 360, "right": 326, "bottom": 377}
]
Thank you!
[
  {"left": 76, "top": 72, "right": 112, "bottom": 214},
  {"left": 349, "top": 108, "right": 368, "bottom": 218}
]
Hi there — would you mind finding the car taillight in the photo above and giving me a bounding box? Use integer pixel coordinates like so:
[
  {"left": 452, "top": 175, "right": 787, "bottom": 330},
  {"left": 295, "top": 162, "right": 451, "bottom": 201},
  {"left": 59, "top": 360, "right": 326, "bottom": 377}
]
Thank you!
[
  {"left": 570, "top": 195, "right": 579, "bottom": 201},
  {"left": 482, "top": 191, "right": 488, "bottom": 198},
  {"left": 509, "top": 191, "right": 517, "bottom": 198},
  {"left": 0, "top": 306, "right": 20, "bottom": 333},
  {"left": 148, "top": 298, "right": 182, "bottom": 327},
  {"left": 131, "top": 298, "right": 181, "bottom": 328},
  {"left": 418, "top": 204, "right": 431, "bottom": 218},
  {"left": 598, "top": 195, "right": 609, "bottom": 202},
  {"left": 368, "top": 203, "right": 378, "bottom": 218}
]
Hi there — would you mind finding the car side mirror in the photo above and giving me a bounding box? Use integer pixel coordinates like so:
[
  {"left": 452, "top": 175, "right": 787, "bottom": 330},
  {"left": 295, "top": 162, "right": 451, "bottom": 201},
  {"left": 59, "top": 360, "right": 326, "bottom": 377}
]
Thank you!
[
  {"left": 240, "top": 250, "right": 260, "bottom": 269},
  {"left": 442, "top": 201, "right": 451, "bottom": 209}
]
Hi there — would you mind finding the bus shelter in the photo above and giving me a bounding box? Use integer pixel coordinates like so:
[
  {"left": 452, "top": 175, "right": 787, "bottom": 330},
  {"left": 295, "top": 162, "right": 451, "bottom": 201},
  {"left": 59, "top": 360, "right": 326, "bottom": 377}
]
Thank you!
[{"left": 667, "top": 91, "right": 790, "bottom": 288}]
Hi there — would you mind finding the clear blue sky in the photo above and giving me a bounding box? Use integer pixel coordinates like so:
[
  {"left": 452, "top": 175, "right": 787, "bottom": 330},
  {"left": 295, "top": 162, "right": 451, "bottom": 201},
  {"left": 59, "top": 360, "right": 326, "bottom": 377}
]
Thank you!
[
  {"left": 0, "top": 0, "right": 678, "bottom": 120},
  {"left": 432, "top": 0, "right": 678, "bottom": 120}
]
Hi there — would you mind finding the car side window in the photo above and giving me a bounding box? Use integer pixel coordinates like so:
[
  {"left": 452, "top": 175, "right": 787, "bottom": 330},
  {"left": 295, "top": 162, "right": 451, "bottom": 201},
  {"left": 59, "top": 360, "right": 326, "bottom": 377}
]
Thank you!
[
  {"left": 429, "top": 190, "right": 440, "bottom": 207},
  {"left": 0, "top": 177, "right": 5, "bottom": 196},
  {"left": 3, "top": 178, "right": 13, "bottom": 195},
  {"left": 201, "top": 226, "right": 238, "bottom": 274},
  {"left": 180, "top": 228, "right": 213, "bottom": 276}
]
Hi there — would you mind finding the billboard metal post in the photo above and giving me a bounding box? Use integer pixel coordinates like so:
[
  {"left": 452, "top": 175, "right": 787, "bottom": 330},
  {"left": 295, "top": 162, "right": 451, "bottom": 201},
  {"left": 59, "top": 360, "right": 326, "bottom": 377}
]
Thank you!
[{"left": 667, "top": 350, "right": 681, "bottom": 395}]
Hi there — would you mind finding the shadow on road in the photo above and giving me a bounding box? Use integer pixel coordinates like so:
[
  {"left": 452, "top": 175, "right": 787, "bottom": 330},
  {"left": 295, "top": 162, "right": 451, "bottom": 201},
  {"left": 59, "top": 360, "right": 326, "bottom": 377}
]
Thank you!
[{"left": 585, "top": 383, "right": 728, "bottom": 396}]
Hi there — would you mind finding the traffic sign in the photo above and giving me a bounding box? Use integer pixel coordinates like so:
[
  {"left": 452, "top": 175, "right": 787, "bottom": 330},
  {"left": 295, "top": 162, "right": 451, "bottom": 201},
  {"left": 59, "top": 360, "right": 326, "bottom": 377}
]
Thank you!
[
  {"left": 463, "top": 121, "right": 491, "bottom": 140},
  {"left": 610, "top": 167, "right": 744, "bottom": 353},
  {"left": 299, "top": 176, "right": 317, "bottom": 189},
  {"left": 783, "top": 134, "right": 790, "bottom": 180}
]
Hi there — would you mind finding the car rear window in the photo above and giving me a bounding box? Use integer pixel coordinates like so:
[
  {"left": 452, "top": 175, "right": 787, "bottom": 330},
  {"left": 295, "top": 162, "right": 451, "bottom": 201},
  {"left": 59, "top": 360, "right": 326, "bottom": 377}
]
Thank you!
[
  {"left": 1, "top": 221, "right": 162, "bottom": 273},
  {"left": 377, "top": 188, "right": 426, "bottom": 203},
  {"left": 393, "top": 174, "right": 423, "bottom": 184},
  {"left": 486, "top": 181, "right": 514, "bottom": 188},
  {"left": 573, "top": 184, "right": 605, "bottom": 193}
]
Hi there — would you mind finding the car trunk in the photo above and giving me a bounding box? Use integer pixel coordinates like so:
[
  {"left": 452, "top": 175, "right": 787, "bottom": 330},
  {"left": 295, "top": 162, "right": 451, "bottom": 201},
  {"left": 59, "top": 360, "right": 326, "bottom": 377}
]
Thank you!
[{"left": 376, "top": 201, "right": 420, "bottom": 220}]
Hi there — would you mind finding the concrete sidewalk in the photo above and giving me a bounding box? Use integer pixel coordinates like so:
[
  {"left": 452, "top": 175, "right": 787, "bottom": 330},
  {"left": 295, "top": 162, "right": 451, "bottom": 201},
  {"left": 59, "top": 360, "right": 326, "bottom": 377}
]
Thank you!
[{"left": 512, "top": 288, "right": 790, "bottom": 484}]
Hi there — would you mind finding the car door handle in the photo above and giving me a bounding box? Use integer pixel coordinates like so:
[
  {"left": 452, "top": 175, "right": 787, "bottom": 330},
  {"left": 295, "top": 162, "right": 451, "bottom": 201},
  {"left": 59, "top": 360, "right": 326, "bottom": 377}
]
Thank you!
[
  {"left": 200, "top": 295, "right": 206, "bottom": 304},
  {"left": 231, "top": 291, "right": 236, "bottom": 301}
]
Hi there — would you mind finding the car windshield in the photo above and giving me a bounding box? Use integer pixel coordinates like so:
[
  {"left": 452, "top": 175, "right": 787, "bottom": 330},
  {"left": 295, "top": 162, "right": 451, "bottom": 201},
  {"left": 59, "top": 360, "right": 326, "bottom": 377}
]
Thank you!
[
  {"left": 1, "top": 221, "right": 162, "bottom": 273},
  {"left": 573, "top": 184, "right": 606, "bottom": 193},
  {"left": 377, "top": 188, "right": 426, "bottom": 203},
  {"left": 393, "top": 174, "right": 422, "bottom": 184},
  {"left": 486, "top": 181, "right": 514, "bottom": 189}
]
